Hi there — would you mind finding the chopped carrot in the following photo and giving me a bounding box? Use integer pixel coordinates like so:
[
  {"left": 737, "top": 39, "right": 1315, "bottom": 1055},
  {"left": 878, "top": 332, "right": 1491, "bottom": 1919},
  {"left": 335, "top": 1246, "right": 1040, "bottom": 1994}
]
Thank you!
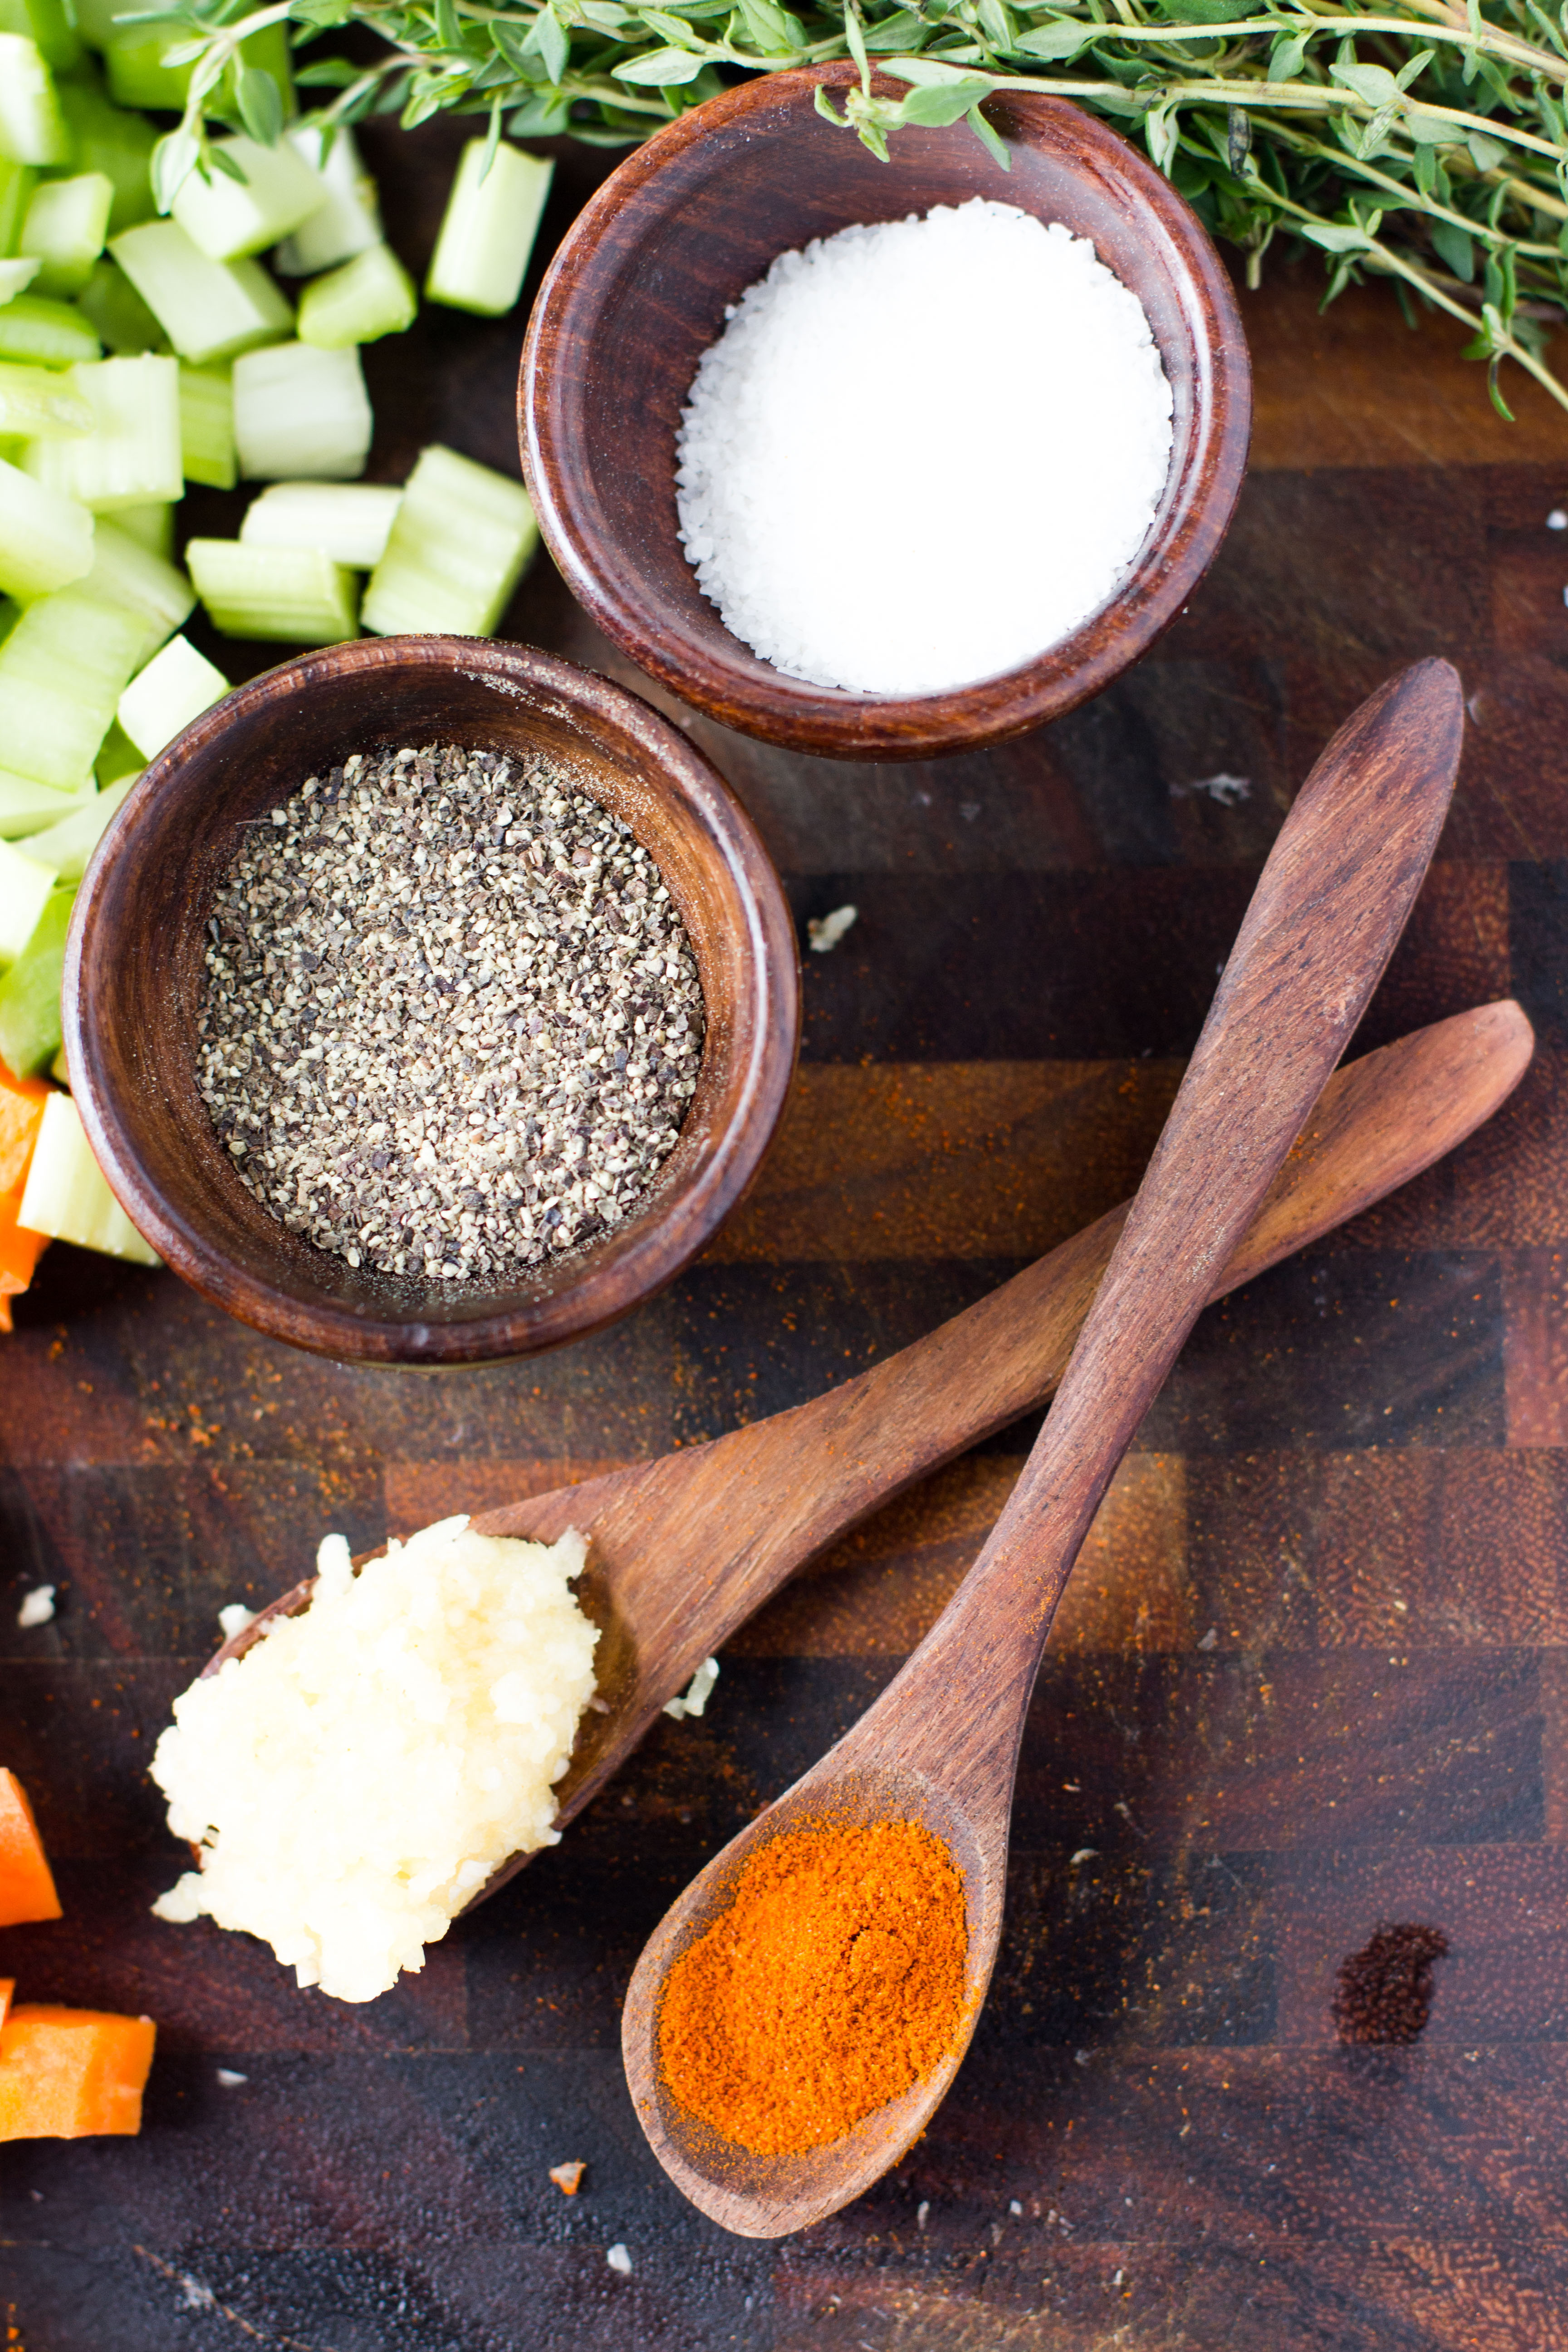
[
  {"left": 0, "top": 2006, "right": 156, "bottom": 2139},
  {"left": 0, "top": 1061, "right": 49, "bottom": 1196},
  {"left": 0, "top": 1771, "right": 62, "bottom": 1926},
  {"left": 0, "top": 1185, "right": 49, "bottom": 1333},
  {"left": 0, "top": 1980, "right": 12, "bottom": 2030}
]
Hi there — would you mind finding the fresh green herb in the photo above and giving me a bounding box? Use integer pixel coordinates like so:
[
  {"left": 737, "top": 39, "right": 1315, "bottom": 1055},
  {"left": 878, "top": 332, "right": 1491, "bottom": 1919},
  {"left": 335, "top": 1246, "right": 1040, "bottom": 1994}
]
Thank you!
[{"left": 146, "top": 0, "right": 1568, "bottom": 414}]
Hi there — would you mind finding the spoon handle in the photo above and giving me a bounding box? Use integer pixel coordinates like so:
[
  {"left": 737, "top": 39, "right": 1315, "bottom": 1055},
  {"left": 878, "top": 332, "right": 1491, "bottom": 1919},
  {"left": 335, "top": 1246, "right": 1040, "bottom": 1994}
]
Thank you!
[{"left": 885, "top": 659, "right": 1463, "bottom": 1797}]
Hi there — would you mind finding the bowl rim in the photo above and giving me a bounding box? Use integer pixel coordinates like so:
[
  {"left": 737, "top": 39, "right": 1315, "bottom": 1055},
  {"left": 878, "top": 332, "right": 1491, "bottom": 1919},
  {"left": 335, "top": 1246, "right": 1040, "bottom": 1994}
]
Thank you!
[
  {"left": 64, "top": 634, "right": 801, "bottom": 1367},
  {"left": 520, "top": 62, "right": 1252, "bottom": 762}
]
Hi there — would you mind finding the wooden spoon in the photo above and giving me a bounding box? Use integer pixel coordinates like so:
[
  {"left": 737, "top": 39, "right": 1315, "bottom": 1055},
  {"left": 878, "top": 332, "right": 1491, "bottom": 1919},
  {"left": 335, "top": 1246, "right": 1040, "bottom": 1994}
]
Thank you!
[{"left": 618, "top": 658, "right": 1469, "bottom": 2236}]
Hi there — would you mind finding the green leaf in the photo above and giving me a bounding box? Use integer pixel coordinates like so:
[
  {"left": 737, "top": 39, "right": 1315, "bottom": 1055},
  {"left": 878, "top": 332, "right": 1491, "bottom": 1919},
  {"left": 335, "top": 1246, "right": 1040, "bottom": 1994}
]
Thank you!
[
  {"left": 507, "top": 87, "right": 572, "bottom": 129},
  {"left": 897, "top": 73, "right": 994, "bottom": 122},
  {"left": 1413, "top": 140, "right": 1438, "bottom": 196},
  {"left": 1155, "top": 0, "right": 1251, "bottom": 19},
  {"left": 737, "top": 0, "right": 794, "bottom": 49},
  {"left": 233, "top": 61, "right": 284, "bottom": 143},
  {"left": 1430, "top": 218, "right": 1475, "bottom": 279},
  {"left": 1298, "top": 218, "right": 1374, "bottom": 252},
  {"left": 966, "top": 96, "right": 1009, "bottom": 167},
  {"left": 1330, "top": 59, "right": 1400, "bottom": 105},
  {"left": 536, "top": 2, "right": 569, "bottom": 79},
  {"left": 880, "top": 54, "right": 990, "bottom": 83},
  {"left": 295, "top": 54, "right": 366, "bottom": 82},
  {"left": 612, "top": 39, "right": 704, "bottom": 77},
  {"left": 1011, "top": 15, "right": 1092, "bottom": 59},
  {"left": 288, "top": 0, "right": 355, "bottom": 23},
  {"left": 151, "top": 126, "right": 201, "bottom": 212},
  {"left": 862, "top": 8, "right": 928, "bottom": 51},
  {"left": 1267, "top": 29, "right": 1307, "bottom": 78},
  {"left": 843, "top": 0, "right": 870, "bottom": 85},
  {"left": 639, "top": 4, "right": 706, "bottom": 43},
  {"left": 1467, "top": 129, "right": 1508, "bottom": 172},
  {"left": 974, "top": 0, "right": 1011, "bottom": 47}
]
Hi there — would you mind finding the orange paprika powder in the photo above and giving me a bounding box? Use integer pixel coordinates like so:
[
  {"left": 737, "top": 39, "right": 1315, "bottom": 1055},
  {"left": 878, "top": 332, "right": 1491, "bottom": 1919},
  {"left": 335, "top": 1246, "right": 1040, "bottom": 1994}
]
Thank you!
[{"left": 657, "top": 1817, "right": 967, "bottom": 2156}]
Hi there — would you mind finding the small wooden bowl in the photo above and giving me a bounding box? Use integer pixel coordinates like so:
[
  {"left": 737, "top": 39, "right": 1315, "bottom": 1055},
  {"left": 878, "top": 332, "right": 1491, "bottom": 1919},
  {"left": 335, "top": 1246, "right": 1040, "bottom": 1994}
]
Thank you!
[
  {"left": 64, "top": 637, "right": 799, "bottom": 1366},
  {"left": 521, "top": 63, "right": 1251, "bottom": 763}
]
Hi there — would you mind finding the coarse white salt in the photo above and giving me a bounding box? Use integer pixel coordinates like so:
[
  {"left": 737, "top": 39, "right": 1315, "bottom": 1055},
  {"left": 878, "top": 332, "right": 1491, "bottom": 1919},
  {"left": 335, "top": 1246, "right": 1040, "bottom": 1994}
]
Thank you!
[
  {"left": 150, "top": 1516, "right": 598, "bottom": 2003},
  {"left": 675, "top": 199, "right": 1173, "bottom": 697}
]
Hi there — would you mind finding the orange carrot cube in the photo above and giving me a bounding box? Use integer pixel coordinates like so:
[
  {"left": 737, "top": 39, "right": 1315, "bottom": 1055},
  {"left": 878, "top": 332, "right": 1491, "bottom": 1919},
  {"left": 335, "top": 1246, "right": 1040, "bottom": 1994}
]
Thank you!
[
  {"left": 0, "top": 1770, "right": 62, "bottom": 1925},
  {"left": 0, "top": 1980, "right": 12, "bottom": 2029},
  {"left": 0, "top": 1184, "right": 49, "bottom": 1333},
  {"left": 0, "top": 1061, "right": 49, "bottom": 1196},
  {"left": 0, "top": 2006, "right": 157, "bottom": 2139}
]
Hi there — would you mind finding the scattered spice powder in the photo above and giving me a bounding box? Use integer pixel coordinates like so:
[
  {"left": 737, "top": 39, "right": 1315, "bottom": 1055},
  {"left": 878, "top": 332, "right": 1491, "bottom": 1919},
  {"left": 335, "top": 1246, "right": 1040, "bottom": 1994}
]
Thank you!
[
  {"left": 657, "top": 1818, "right": 967, "bottom": 2156},
  {"left": 1333, "top": 1921, "right": 1449, "bottom": 2044},
  {"left": 197, "top": 743, "right": 704, "bottom": 1280}
]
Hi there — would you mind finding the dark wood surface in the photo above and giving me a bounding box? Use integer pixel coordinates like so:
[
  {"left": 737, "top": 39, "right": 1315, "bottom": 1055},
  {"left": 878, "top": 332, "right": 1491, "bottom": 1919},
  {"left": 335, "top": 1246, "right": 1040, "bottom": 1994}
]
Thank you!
[
  {"left": 521, "top": 64, "right": 1251, "bottom": 762},
  {"left": 5, "top": 107, "right": 1568, "bottom": 2352},
  {"left": 66, "top": 636, "right": 799, "bottom": 1365}
]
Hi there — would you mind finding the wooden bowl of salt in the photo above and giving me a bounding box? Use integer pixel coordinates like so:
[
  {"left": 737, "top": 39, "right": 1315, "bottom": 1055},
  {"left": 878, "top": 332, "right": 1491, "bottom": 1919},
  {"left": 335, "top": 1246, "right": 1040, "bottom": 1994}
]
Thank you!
[{"left": 520, "top": 62, "right": 1251, "bottom": 763}]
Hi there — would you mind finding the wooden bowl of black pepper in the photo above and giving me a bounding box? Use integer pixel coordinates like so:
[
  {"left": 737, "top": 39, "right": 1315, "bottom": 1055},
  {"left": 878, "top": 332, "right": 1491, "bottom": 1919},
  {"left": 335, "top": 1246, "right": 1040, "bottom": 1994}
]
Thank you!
[{"left": 64, "top": 637, "right": 799, "bottom": 1366}]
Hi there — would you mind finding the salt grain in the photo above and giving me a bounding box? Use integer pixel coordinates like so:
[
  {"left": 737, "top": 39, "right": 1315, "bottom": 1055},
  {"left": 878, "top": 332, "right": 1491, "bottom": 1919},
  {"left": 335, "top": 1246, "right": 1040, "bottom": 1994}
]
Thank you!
[
  {"left": 17, "top": 1584, "right": 55, "bottom": 1627},
  {"left": 676, "top": 199, "right": 1172, "bottom": 696}
]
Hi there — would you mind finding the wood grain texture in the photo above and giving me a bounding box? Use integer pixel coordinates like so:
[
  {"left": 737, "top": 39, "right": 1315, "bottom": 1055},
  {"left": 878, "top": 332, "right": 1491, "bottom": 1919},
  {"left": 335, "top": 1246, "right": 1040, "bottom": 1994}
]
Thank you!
[
  {"left": 5, "top": 109, "right": 1568, "bottom": 2352},
  {"left": 64, "top": 636, "right": 800, "bottom": 1365},
  {"left": 520, "top": 64, "right": 1251, "bottom": 761}
]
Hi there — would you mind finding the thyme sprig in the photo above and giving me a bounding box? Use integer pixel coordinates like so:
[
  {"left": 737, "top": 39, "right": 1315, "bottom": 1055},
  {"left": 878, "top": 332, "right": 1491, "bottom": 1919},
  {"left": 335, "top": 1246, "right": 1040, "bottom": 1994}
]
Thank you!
[{"left": 137, "top": 0, "right": 1568, "bottom": 415}]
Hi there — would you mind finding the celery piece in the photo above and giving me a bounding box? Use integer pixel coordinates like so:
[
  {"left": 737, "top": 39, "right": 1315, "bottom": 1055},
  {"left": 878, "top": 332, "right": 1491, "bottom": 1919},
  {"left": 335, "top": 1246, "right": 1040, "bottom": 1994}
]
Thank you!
[
  {"left": 363, "top": 444, "right": 538, "bottom": 638},
  {"left": 187, "top": 537, "right": 358, "bottom": 644},
  {"left": 77, "top": 255, "right": 167, "bottom": 353},
  {"left": 0, "top": 0, "right": 78, "bottom": 72},
  {"left": 72, "top": 0, "right": 125, "bottom": 46},
  {"left": 19, "top": 1085, "right": 158, "bottom": 1254},
  {"left": 19, "top": 171, "right": 113, "bottom": 297},
  {"left": 172, "top": 133, "right": 326, "bottom": 265},
  {"left": 232, "top": 339, "right": 370, "bottom": 481},
  {"left": 110, "top": 218, "right": 292, "bottom": 367},
  {"left": 0, "top": 35, "right": 69, "bottom": 167},
  {"left": 274, "top": 121, "right": 379, "bottom": 277},
  {"left": 94, "top": 715, "right": 140, "bottom": 785},
  {"left": 178, "top": 360, "right": 233, "bottom": 490},
  {"left": 0, "top": 257, "right": 39, "bottom": 301},
  {"left": 297, "top": 241, "right": 415, "bottom": 351},
  {"left": 0, "top": 450, "right": 92, "bottom": 595},
  {"left": 105, "top": 19, "right": 292, "bottom": 121},
  {"left": 0, "top": 579, "right": 146, "bottom": 782},
  {"left": 116, "top": 630, "right": 227, "bottom": 757},
  {"left": 0, "top": 356, "right": 89, "bottom": 434},
  {"left": 426, "top": 140, "right": 554, "bottom": 319},
  {"left": 112, "top": 498, "right": 171, "bottom": 556},
  {"left": 55, "top": 75, "right": 157, "bottom": 235},
  {"left": 81, "top": 515, "right": 195, "bottom": 660},
  {"left": 0, "top": 157, "right": 35, "bottom": 253},
  {"left": 0, "top": 290, "right": 98, "bottom": 366},
  {"left": 18, "top": 770, "right": 131, "bottom": 878},
  {"left": 20, "top": 350, "right": 180, "bottom": 509},
  {"left": 0, "top": 764, "right": 89, "bottom": 836},
  {"left": 0, "top": 832, "right": 56, "bottom": 958},
  {"left": 240, "top": 479, "right": 401, "bottom": 569},
  {"left": 0, "top": 880, "right": 73, "bottom": 1075}
]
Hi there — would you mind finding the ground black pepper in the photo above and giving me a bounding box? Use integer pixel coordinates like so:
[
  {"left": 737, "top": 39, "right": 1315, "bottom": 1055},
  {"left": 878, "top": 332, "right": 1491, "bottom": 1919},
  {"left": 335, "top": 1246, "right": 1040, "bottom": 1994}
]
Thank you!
[
  {"left": 196, "top": 743, "right": 704, "bottom": 1281},
  {"left": 1333, "top": 1922, "right": 1449, "bottom": 2045}
]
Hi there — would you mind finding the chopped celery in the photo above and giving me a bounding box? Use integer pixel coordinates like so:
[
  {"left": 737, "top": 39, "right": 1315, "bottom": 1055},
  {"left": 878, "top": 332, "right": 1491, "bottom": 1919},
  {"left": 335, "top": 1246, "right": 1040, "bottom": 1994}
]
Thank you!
[
  {"left": 0, "top": 765, "right": 89, "bottom": 836},
  {"left": 110, "top": 498, "right": 171, "bottom": 556},
  {"left": 274, "top": 121, "right": 378, "bottom": 277},
  {"left": 0, "top": 257, "right": 39, "bottom": 301},
  {"left": 232, "top": 339, "right": 370, "bottom": 480},
  {"left": 19, "top": 1086, "right": 159, "bottom": 1256},
  {"left": 20, "top": 350, "right": 181, "bottom": 508},
  {"left": 116, "top": 630, "right": 227, "bottom": 757},
  {"left": 104, "top": 18, "right": 293, "bottom": 120},
  {"left": 0, "top": 0, "right": 79, "bottom": 72},
  {"left": 426, "top": 140, "right": 554, "bottom": 319},
  {"left": 0, "top": 833, "right": 56, "bottom": 958},
  {"left": 297, "top": 241, "right": 415, "bottom": 350},
  {"left": 77, "top": 255, "right": 167, "bottom": 353},
  {"left": 178, "top": 360, "right": 233, "bottom": 489},
  {"left": 17, "top": 770, "right": 132, "bottom": 878},
  {"left": 0, "top": 290, "right": 98, "bottom": 366},
  {"left": 81, "top": 515, "right": 195, "bottom": 660},
  {"left": 19, "top": 171, "right": 113, "bottom": 297},
  {"left": 0, "top": 579, "right": 147, "bottom": 782},
  {"left": 0, "top": 357, "right": 89, "bottom": 434},
  {"left": 172, "top": 133, "right": 326, "bottom": 265},
  {"left": 0, "top": 451, "right": 92, "bottom": 595},
  {"left": 0, "top": 35, "right": 69, "bottom": 167},
  {"left": 363, "top": 444, "right": 538, "bottom": 638},
  {"left": 0, "top": 158, "right": 36, "bottom": 252},
  {"left": 0, "top": 880, "right": 73, "bottom": 1076},
  {"left": 71, "top": 0, "right": 126, "bottom": 44},
  {"left": 54, "top": 75, "right": 157, "bottom": 235},
  {"left": 94, "top": 716, "right": 141, "bottom": 784},
  {"left": 110, "top": 218, "right": 292, "bottom": 367},
  {"left": 187, "top": 537, "right": 358, "bottom": 643},
  {"left": 240, "top": 480, "right": 401, "bottom": 569}
]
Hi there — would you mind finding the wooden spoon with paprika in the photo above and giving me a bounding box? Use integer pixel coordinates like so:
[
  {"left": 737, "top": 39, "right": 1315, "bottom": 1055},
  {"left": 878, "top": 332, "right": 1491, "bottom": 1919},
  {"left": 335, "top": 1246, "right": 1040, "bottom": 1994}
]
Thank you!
[{"left": 619, "top": 658, "right": 1467, "bottom": 2237}]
